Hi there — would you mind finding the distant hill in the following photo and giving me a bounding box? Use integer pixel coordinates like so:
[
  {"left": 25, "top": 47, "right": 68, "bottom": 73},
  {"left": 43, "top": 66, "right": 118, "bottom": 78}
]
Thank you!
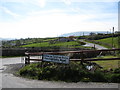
[
  {"left": 59, "top": 31, "right": 109, "bottom": 37},
  {"left": 0, "top": 38, "right": 15, "bottom": 41}
]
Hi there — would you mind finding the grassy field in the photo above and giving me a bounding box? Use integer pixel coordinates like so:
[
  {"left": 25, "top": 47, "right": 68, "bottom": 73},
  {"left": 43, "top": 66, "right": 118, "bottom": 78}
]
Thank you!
[
  {"left": 95, "top": 37, "right": 118, "bottom": 48},
  {"left": 21, "top": 41, "right": 86, "bottom": 48},
  {"left": 94, "top": 56, "right": 119, "bottom": 70}
]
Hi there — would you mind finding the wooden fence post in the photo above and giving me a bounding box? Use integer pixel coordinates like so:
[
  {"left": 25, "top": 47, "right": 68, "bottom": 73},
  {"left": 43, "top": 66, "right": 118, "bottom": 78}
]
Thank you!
[
  {"left": 25, "top": 57, "right": 28, "bottom": 65},
  {"left": 27, "top": 55, "right": 30, "bottom": 64},
  {"left": 41, "top": 54, "right": 44, "bottom": 68}
]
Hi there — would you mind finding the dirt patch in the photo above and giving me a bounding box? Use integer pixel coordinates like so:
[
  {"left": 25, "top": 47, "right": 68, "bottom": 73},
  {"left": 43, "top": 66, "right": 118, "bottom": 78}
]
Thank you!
[{"left": 2, "top": 63, "right": 25, "bottom": 74}]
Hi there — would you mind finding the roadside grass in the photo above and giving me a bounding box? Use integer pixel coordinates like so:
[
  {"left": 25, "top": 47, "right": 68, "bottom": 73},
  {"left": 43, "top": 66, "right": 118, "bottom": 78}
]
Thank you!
[{"left": 93, "top": 56, "right": 119, "bottom": 70}]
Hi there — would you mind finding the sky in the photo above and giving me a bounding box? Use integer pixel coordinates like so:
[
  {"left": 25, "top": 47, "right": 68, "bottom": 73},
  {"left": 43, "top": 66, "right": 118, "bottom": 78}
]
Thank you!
[{"left": 0, "top": 0, "right": 119, "bottom": 39}]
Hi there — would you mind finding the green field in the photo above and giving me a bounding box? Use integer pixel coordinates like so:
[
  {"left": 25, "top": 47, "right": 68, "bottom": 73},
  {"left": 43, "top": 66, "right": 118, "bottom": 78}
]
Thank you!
[
  {"left": 95, "top": 37, "right": 118, "bottom": 48},
  {"left": 21, "top": 41, "right": 85, "bottom": 48},
  {"left": 94, "top": 56, "right": 119, "bottom": 70}
]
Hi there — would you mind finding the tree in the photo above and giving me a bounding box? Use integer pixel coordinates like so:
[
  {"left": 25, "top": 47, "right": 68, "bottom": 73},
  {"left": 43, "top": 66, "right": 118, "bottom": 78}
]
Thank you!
[
  {"left": 89, "top": 32, "right": 96, "bottom": 36},
  {"left": 16, "top": 40, "right": 21, "bottom": 46}
]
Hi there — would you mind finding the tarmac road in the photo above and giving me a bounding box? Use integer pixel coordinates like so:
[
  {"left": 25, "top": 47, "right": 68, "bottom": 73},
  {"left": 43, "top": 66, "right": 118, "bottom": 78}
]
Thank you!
[
  {"left": 80, "top": 40, "right": 108, "bottom": 50},
  {"left": 0, "top": 57, "right": 119, "bottom": 88}
]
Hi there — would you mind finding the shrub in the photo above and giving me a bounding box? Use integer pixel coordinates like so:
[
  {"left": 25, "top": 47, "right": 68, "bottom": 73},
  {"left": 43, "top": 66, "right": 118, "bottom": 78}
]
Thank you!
[
  {"left": 19, "top": 63, "right": 40, "bottom": 79},
  {"left": 18, "top": 62, "right": 120, "bottom": 83},
  {"left": 114, "top": 68, "right": 120, "bottom": 74},
  {"left": 111, "top": 74, "right": 120, "bottom": 83},
  {"left": 90, "top": 71, "right": 107, "bottom": 82}
]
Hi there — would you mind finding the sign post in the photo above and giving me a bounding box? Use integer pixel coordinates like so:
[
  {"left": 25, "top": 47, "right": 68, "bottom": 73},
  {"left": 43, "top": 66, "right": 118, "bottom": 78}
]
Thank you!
[{"left": 42, "top": 54, "right": 69, "bottom": 64}]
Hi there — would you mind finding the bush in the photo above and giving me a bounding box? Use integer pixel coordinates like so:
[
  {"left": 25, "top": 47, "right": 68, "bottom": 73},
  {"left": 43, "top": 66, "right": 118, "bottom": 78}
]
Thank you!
[
  {"left": 91, "top": 71, "right": 107, "bottom": 82},
  {"left": 19, "top": 63, "right": 40, "bottom": 79},
  {"left": 111, "top": 74, "right": 120, "bottom": 83},
  {"left": 18, "top": 62, "right": 120, "bottom": 83},
  {"left": 114, "top": 68, "right": 120, "bottom": 74}
]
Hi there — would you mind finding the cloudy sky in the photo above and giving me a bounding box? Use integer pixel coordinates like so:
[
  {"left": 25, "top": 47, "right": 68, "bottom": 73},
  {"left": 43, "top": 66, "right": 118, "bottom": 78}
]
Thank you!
[{"left": 0, "top": 0, "right": 119, "bottom": 39}]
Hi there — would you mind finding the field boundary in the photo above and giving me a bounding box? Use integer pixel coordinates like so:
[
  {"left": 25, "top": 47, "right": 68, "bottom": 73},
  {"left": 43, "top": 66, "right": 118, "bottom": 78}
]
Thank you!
[{"left": 25, "top": 48, "right": 120, "bottom": 65}]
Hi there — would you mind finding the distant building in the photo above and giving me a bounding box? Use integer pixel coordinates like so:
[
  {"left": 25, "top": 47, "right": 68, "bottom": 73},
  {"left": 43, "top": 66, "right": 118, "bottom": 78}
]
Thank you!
[
  {"left": 49, "top": 37, "right": 74, "bottom": 44},
  {"left": 10, "top": 43, "right": 16, "bottom": 46},
  {"left": 57, "top": 37, "right": 74, "bottom": 42}
]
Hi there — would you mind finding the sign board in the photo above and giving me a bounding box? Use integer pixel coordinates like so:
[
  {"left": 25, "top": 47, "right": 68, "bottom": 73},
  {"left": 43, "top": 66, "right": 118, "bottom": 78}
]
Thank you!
[{"left": 43, "top": 54, "right": 69, "bottom": 64}]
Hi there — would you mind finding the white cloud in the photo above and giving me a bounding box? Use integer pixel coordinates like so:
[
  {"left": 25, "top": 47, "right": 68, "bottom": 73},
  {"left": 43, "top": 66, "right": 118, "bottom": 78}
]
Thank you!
[
  {"left": 28, "top": 0, "right": 46, "bottom": 8},
  {"left": 29, "top": 9, "right": 67, "bottom": 16},
  {"left": 1, "top": 0, "right": 25, "bottom": 3},
  {"left": 61, "top": 0, "right": 119, "bottom": 2},
  {"left": 37, "top": 0, "right": 46, "bottom": 8},
  {"left": 0, "top": 6, "right": 20, "bottom": 18},
  {"left": 1, "top": 0, "right": 46, "bottom": 8},
  {"left": 0, "top": 0, "right": 118, "bottom": 38},
  {"left": 2, "top": 0, "right": 119, "bottom": 3},
  {"left": 0, "top": 12, "right": 117, "bottom": 38},
  {"left": 62, "top": 0, "right": 71, "bottom": 5}
]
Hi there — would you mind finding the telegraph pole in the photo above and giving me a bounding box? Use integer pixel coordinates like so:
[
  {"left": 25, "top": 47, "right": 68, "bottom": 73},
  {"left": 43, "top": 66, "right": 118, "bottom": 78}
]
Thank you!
[
  {"left": 112, "top": 27, "right": 114, "bottom": 48},
  {"left": 118, "top": 1, "right": 120, "bottom": 57},
  {"left": 83, "top": 32, "right": 84, "bottom": 36}
]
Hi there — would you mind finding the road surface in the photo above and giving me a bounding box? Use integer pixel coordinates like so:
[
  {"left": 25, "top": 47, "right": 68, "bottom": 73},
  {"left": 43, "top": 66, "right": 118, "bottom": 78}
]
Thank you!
[
  {"left": 0, "top": 57, "right": 119, "bottom": 89},
  {"left": 80, "top": 40, "right": 108, "bottom": 50}
]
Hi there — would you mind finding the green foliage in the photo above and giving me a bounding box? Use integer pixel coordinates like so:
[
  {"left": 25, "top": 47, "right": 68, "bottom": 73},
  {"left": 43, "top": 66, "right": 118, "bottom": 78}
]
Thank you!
[
  {"left": 86, "top": 37, "right": 118, "bottom": 48},
  {"left": 19, "top": 63, "right": 41, "bottom": 79},
  {"left": 2, "top": 37, "right": 56, "bottom": 48},
  {"left": 105, "top": 73, "right": 120, "bottom": 83},
  {"left": 18, "top": 62, "right": 120, "bottom": 83},
  {"left": 84, "top": 33, "right": 119, "bottom": 48},
  {"left": 94, "top": 56, "right": 119, "bottom": 70},
  {"left": 21, "top": 41, "right": 84, "bottom": 48},
  {"left": 91, "top": 71, "right": 107, "bottom": 82},
  {"left": 110, "top": 74, "right": 120, "bottom": 83},
  {"left": 114, "top": 68, "right": 120, "bottom": 74},
  {"left": 95, "top": 37, "right": 118, "bottom": 48},
  {"left": 86, "top": 33, "right": 119, "bottom": 41}
]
